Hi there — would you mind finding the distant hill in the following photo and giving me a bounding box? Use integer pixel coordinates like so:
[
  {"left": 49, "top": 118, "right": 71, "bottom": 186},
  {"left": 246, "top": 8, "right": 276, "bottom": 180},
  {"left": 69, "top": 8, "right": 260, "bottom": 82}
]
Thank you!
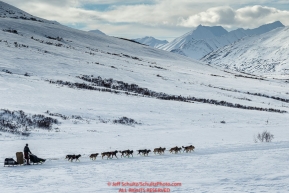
[
  {"left": 88, "top": 29, "right": 106, "bottom": 36},
  {"left": 134, "top": 36, "right": 168, "bottom": 48}
]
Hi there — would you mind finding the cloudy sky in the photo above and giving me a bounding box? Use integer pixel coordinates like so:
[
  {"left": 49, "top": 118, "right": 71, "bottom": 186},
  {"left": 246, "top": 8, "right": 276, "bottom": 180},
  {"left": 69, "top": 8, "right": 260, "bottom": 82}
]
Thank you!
[{"left": 5, "top": 0, "right": 289, "bottom": 41}]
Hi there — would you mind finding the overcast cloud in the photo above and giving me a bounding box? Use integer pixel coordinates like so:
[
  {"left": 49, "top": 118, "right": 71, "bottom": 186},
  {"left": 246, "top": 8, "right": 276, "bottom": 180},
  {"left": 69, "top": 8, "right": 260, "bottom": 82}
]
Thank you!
[
  {"left": 4, "top": 0, "right": 289, "bottom": 41},
  {"left": 179, "top": 5, "right": 289, "bottom": 28}
]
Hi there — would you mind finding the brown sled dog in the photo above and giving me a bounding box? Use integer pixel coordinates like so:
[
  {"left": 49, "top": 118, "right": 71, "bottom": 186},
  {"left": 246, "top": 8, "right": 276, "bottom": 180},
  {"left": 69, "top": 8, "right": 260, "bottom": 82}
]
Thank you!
[
  {"left": 182, "top": 145, "right": 195, "bottom": 153},
  {"left": 89, "top": 153, "right": 99, "bottom": 160},
  {"left": 169, "top": 146, "right": 182, "bottom": 154},
  {"left": 153, "top": 147, "right": 166, "bottom": 155},
  {"left": 109, "top": 150, "right": 118, "bottom": 159},
  {"left": 101, "top": 152, "right": 111, "bottom": 159},
  {"left": 102, "top": 151, "right": 118, "bottom": 159}
]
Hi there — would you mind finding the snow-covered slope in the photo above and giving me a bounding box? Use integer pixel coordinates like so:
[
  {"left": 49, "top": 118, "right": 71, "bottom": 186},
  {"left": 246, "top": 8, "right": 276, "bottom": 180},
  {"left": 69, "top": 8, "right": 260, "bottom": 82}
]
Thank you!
[
  {"left": 134, "top": 36, "right": 168, "bottom": 48},
  {"left": 88, "top": 29, "right": 106, "bottom": 36},
  {"left": 1, "top": 2, "right": 289, "bottom": 193},
  {"left": 159, "top": 21, "right": 284, "bottom": 59},
  {"left": 202, "top": 26, "right": 289, "bottom": 75},
  {"left": 0, "top": 1, "right": 56, "bottom": 24}
]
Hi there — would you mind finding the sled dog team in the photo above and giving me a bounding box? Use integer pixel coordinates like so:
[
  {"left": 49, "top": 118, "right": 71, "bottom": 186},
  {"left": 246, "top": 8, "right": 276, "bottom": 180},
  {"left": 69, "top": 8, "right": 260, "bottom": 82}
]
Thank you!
[{"left": 65, "top": 145, "right": 195, "bottom": 162}]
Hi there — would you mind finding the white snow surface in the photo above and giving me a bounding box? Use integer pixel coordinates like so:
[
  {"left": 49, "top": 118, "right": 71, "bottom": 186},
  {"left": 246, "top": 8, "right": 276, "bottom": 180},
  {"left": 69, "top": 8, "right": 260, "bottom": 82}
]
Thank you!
[
  {"left": 0, "top": 2, "right": 289, "bottom": 193},
  {"left": 159, "top": 22, "right": 284, "bottom": 60},
  {"left": 202, "top": 26, "right": 289, "bottom": 75},
  {"left": 134, "top": 36, "right": 168, "bottom": 48}
]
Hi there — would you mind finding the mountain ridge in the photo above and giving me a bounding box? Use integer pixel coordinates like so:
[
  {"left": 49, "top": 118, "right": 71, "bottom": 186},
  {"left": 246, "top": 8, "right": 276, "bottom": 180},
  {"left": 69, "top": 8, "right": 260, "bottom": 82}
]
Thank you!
[
  {"left": 201, "top": 26, "right": 289, "bottom": 75},
  {"left": 88, "top": 29, "right": 106, "bottom": 36},
  {"left": 158, "top": 21, "right": 285, "bottom": 59}
]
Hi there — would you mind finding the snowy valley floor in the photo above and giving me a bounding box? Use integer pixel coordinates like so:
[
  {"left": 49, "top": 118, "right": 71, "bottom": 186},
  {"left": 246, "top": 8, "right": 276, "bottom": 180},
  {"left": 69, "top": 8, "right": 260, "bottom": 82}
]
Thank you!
[
  {"left": 1, "top": 98, "right": 289, "bottom": 193},
  {"left": 1, "top": 138, "right": 289, "bottom": 192}
]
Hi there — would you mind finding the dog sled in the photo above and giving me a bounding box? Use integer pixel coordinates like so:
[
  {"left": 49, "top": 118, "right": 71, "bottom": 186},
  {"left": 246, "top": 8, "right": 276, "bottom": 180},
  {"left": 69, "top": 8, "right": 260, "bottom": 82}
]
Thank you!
[{"left": 4, "top": 152, "right": 46, "bottom": 167}]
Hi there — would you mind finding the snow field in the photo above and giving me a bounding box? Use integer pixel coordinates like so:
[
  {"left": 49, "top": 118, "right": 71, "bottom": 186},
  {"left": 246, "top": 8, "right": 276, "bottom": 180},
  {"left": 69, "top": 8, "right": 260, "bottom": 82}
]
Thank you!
[{"left": 0, "top": 3, "right": 288, "bottom": 192}]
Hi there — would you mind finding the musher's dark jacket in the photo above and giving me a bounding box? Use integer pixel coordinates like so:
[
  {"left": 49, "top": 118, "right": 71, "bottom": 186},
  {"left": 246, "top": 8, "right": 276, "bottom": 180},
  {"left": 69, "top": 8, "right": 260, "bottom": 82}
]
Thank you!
[{"left": 24, "top": 146, "right": 31, "bottom": 154}]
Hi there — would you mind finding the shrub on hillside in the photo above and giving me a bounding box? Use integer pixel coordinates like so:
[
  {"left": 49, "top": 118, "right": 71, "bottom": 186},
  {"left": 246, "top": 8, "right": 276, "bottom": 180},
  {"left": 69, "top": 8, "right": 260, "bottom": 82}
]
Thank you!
[
  {"left": 0, "top": 109, "right": 59, "bottom": 136},
  {"left": 3, "top": 29, "right": 18, "bottom": 34},
  {"left": 254, "top": 130, "right": 274, "bottom": 142},
  {"left": 113, "top": 117, "right": 141, "bottom": 126}
]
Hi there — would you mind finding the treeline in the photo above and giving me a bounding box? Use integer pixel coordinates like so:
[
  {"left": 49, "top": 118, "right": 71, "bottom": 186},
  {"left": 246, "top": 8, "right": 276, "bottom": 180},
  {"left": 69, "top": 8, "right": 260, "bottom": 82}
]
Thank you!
[
  {"left": 31, "top": 36, "right": 63, "bottom": 47},
  {"left": 30, "top": 36, "right": 74, "bottom": 50},
  {"left": 235, "top": 74, "right": 265, "bottom": 81},
  {"left": 47, "top": 76, "right": 287, "bottom": 114},
  {"left": 86, "top": 46, "right": 142, "bottom": 61},
  {"left": 205, "top": 84, "right": 289, "bottom": 103}
]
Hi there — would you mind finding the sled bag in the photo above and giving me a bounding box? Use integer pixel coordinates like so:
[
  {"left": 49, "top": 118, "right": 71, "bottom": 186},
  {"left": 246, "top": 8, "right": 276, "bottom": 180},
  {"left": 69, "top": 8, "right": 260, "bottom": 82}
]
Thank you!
[{"left": 16, "top": 152, "right": 24, "bottom": 164}]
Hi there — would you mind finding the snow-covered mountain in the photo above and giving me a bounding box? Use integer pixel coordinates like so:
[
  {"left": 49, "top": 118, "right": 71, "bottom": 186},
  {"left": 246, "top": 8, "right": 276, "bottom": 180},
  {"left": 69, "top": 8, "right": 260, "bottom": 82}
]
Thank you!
[
  {"left": 202, "top": 26, "right": 289, "bottom": 75},
  {"left": 134, "top": 36, "right": 168, "bottom": 48},
  {"left": 88, "top": 29, "right": 106, "bottom": 36},
  {"left": 1, "top": 2, "right": 289, "bottom": 193},
  {"left": 159, "top": 21, "right": 284, "bottom": 59}
]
